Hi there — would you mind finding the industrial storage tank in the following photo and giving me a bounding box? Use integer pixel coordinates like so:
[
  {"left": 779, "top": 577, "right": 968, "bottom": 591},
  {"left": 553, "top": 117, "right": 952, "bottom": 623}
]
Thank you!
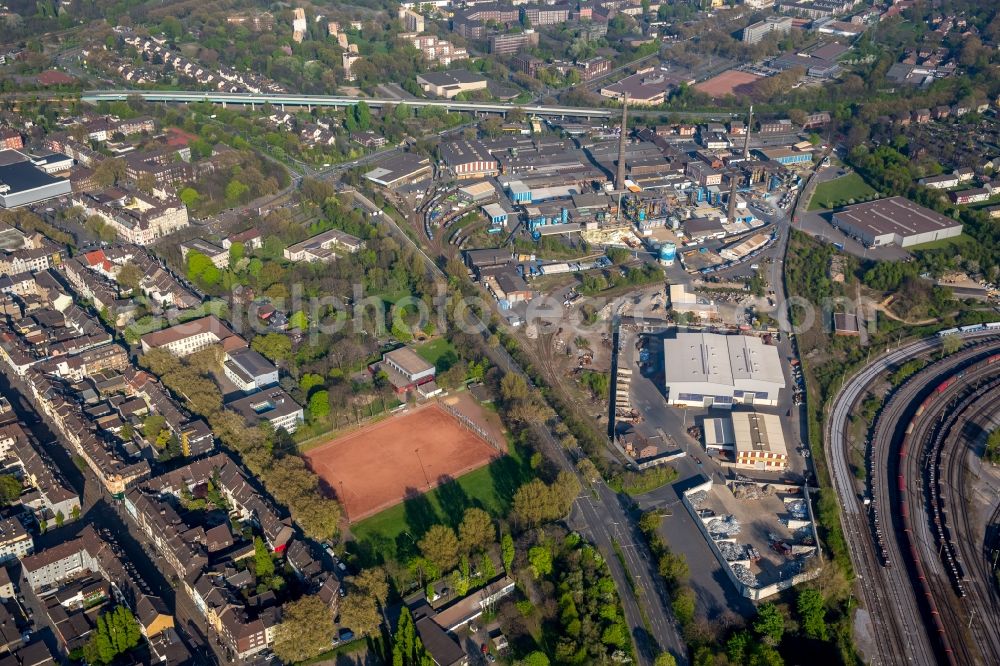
[{"left": 658, "top": 242, "right": 677, "bottom": 266}]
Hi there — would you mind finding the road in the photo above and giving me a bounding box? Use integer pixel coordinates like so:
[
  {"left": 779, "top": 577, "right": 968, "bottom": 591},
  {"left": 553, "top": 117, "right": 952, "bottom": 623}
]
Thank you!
[
  {"left": 79, "top": 89, "right": 742, "bottom": 121},
  {"left": 825, "top": 330, "right": 1000, "bottom": 665}
]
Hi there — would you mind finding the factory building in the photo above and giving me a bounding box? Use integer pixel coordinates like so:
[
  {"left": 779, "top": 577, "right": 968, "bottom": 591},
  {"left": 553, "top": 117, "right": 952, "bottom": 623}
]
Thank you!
[{"left": 663, "top": 333, "right": 785, "bottom": 408}]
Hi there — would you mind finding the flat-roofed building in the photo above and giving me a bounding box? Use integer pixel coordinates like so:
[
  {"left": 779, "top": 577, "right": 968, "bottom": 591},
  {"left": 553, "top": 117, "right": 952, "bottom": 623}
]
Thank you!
[
  {"left": 0, "top": 150, "right": 72, "bottom": 208},
  {"left": 416, "top": 70, "right": 487, "bottom": 98},
  {"left": 663, "top": 333, "right": 785, "bottom": 408},
  {"left": 600, "top": 67, "right": 681, "bottom": 105},
  {"left": 668, "top": 283, "right": 718, "bottom": 320},
  {"left": 489, "top": 31, "right": 540, "bottom": 56},
  {"left": 364, "top": 153, "right": 432, "bottom": 188},
  {"left": 732, "top": 411, "right": 788, "bottom": 470},
  {"left": 760, "top": 148, "right": 812, "bottom": 166},
  {"left": 226, "top": 387, "right": 303, "bottom": 433},
  {"left": 742, "top": 16, "right": 793, "bottom": 44},
  {"left": 224, "top": 347, "right": 278, "bottom": 393},
  {"left": 831, "top": 196, "right": 963, "bottom": 248},
  {"left": 702, "top": 417, "right": 735, "bottom": 451}
]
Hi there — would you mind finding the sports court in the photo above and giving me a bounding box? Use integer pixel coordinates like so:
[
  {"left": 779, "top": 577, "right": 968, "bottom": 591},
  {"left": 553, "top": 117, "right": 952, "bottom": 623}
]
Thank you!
[
  {"left": 304, "top": 398, "right": 504, "bottom": 522},
  {"left": 695, "top": 70, "right": 762, "bottom": 97}
]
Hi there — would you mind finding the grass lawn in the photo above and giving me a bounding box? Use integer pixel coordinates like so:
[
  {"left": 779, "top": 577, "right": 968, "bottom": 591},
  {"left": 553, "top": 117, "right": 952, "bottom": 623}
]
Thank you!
[
  {"left": 349, "top": 438, "right": 532, "bottom": 563},
  {"left": 416, "top": 338, "right": 459, "bottom": 368},
  {"left": 906, "top": 233, "right": 975, "bottom": 252},
  {"left": 808, "top": 173, "right": 878, "bottom": 210}
]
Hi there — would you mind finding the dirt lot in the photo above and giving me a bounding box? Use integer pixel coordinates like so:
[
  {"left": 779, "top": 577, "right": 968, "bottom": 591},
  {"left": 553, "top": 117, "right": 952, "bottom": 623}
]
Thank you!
[
  {"left": 694, "top": 70, "right": 762, "bottom": 97},
  {"left": 304, "top": 398, "right": 504, "bottom": 522}
]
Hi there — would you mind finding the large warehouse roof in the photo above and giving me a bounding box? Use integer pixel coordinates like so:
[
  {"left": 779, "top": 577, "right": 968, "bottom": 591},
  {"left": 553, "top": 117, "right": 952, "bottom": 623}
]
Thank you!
[
  {"left": 832, "top": 196, "right": 961, "bottom": 241},
  {"left": 665, "top": 333, "right": 784, "bottom": 387}
]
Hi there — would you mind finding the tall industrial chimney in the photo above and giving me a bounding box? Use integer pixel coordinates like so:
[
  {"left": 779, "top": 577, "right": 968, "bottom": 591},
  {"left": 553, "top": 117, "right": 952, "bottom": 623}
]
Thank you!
[
  {"left": 727, "top": 174, "right": 738, "bottom": 222},
  {"left": 615, "top": 93, "right": 629, "bottom": 192},
  {"left": 742, "top": 104, "right": 753, "bottom": 160}
]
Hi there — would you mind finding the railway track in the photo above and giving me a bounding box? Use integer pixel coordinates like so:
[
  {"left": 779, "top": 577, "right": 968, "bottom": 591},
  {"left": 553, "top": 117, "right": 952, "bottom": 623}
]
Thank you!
[
  {"left": 942, "top": 386, "right": 1000, "bottom": 663},
  {"left": 825, "top": 330, "right": 1000, "bottom": 666},
  {"left": 873, "top": 343, "right": 1000, "bottom": 665}
]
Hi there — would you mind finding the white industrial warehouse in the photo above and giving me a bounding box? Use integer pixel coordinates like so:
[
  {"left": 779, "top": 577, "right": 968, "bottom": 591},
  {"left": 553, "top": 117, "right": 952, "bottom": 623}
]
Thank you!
[
  {"left": 663, "top": 333, "right": 785, "bottom": 408},
  {"left": 830, "top": 196, "right": 963, "bottom": 248}
]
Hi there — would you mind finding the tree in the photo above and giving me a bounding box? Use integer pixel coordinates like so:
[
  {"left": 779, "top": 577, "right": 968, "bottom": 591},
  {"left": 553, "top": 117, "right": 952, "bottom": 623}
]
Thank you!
[
  {"left": 354, "top": 101, "right": 372, "bottom": 130},
  {"left": 308, "top": 390, "right": 330, "bottom": 421},
  {"left": 419, "top": 525, "right": 460, "bottom": 572},
  {"left": 512, "top": 479, "right": 551, "bottom": 526},
  {"left": 753, "top": 603, "right": 785, "bottom": 645},
  {"left": 55, "top": 511, "right": 64, "bottom": 527},
  {"left": 393, "top": 606, "right": 435, "bottom": 666},
  {"left": 501, "top": 531, "right": 515, "bottom": 573},
  {"left": 229, "top": 241, "right": 245, "bottom": 268},
  {"left": 273, "top": 595, "right": 335, "bottom": 663},
  {"left": 353, "top": 567, "right": 389, "bottom": 608},
  {"left": 726, "top": 630, "right": 752, "bottom": 665},
  {"left": 141, "top": 414, "right": 167, "bottom": 442},
  {"left": 0, "top": 475, "right": 21, "bottom": 505},
  {"left": 289, "top": 493, "right": 342, "bottom": 542},
  {"left": 527, "top": 544, "right": 553, "bottom": 578},
  {"left": 289, "top": 311, "right": 309, "bottom": 330},
  {"left": 458, "top": 507, "right": 495, "bottom": 554},
  {"left": 941, "top": 334, "right": 962, "bottom": 356},
  {"left": 655, "top": 653, "right": 677, "bottom": 666},
  {"left": 671, "top": 588, "right": 695, "bottom": 626},
  {"left": 179, "top": 187, "right": 200, "bottom": 207},
  {"left": 252, "top": 333, "right": 292, "bottom": 362},
  {"left": 986, "top": 428, "right": 1000, "bottom": 464},
  {"left": 85, "top": 215, "right": 118, "bottom": 243},
  {"left": 512, "top": 472, "right": 579, "bottom": 527},
  {"left": 500, "top": 373, "right": 529, "bottom": 403},
  {"left": 186, "top": 251, "right": 221, "bottom": 287},
  {"left": 748, "top": 642, "right": 784, "bottom": 666},
  {"left": 226, "top": 178, "right": 250, "bottom": 204},
  {"left": 300, "top": 373, "right": 325, "bottom": 396},
  {"left": 796, "top": 588, "right": 828, "bottom": 640},
  {"left": 515, "top": 652, "right": 550, "bottom": 666},
  {"left": 254, "top": 537, "right": 275, "bottom": 578},
  {"left": 83, "top": 605, "right": 142, "bottom": 665},
  {"left": 338, "top": 592, "right": 381, "bottom": 637},
  {"left": 93, "top": 158, "right": 126, "bottom": 187},
  {"left": 135, "top": 172, "right": 156, "bottom": 194},
  {"left": 116, "top": 262, "right": 143, "bottom": 293}
]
